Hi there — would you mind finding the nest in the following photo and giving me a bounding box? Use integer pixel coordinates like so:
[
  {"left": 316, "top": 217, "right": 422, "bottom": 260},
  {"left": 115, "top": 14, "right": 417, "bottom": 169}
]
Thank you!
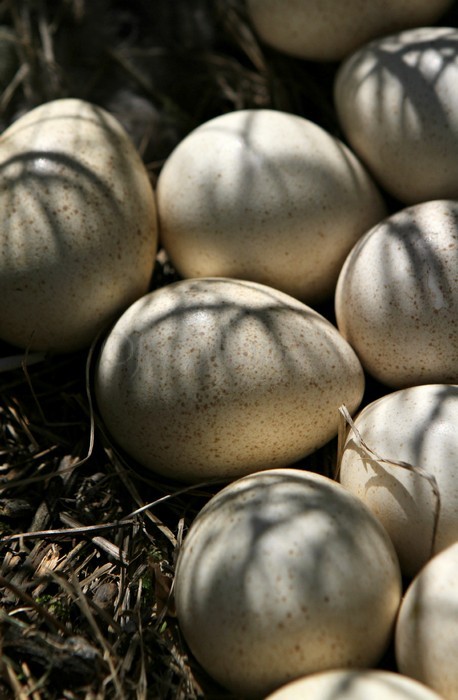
[{"left": 1, "top": 1, "right": 457, "bottom": 697}]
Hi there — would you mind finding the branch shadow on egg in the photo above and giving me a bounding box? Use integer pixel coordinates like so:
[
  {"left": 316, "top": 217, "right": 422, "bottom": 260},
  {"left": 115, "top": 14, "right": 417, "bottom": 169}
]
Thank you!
[
  {"left": 395, "top": 543, "right": 458, "bottom": 698},
  {"left": 335, "top": 200, "right": 458, "bottom": 388},
  {"left": 0, "top": 100, "right": 157, "bottom": 353},
  {"left": 0, "top": 149, "right": 126, "bottom": 350},
  {"left": 95, "top": 278, "right": 364, "bottom": 482},
  {"left": 335, "top": 28, "right": 458, "bottom": 203},
  {"left": 156, "top": 109, "right": 386, "bottom": 305},
  {"left": 338, "top": 384, "right": 458, "bottom": 577},
  {"left": 339, "top": 33, "right": 456, "bottom": 132},
  {"left": 174, "top": 470, "right": 401, "bottom": 697}
]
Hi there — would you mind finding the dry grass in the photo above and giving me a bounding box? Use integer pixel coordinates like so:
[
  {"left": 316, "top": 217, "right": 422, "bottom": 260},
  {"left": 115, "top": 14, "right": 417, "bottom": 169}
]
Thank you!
[
  {"left": 0, "top": 334, "right": 233, "bottom": 698},
  {"left": 1, "top": 0, "right": 457, "bottom": 697}
]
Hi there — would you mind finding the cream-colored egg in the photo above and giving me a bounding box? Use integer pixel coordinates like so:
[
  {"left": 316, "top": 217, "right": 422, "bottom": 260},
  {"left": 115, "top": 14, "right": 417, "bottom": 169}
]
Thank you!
[
  {"left": 95, "top": 278, "right": 365, "bottom": 482},
  {"left": 338, "top": 384, "right": 458, "bottom": 578},
  {"left": 0, "top": 98, "right": 158, "bottom": 352},
  {"left": 335, "top": 27, "right": 458, "bottom": 204},
  {"left": 174, "top": 469, "right": 402, "bottom": 698},
  {"left": 396, "top": 542, "right": 458, "bottom": 699},
  {"left": 335, "top": 200, "right": 458, "bottom": 388},
  {"left": 246, "top": 0, "right": 454, "bottom": 62},
  {"left": 156, "top": 109, "right": 386, "bottom": 304},
  {"left": 264, "top": 669, "right": 444, "bottom": 700}
]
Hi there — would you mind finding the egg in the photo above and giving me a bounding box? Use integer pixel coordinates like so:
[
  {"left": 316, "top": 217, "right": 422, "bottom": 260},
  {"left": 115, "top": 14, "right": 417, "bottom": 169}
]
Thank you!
[
  {"left": 335, "top": 200, "right": 458, "bottom": 388},
  {"left": 264, "top": 669, "right": 444, "bottom": 700},
  {"left": 174, "top": 468, "right": 402, "bottom": 698},
  {"left": 95, "top": 277, "right": 365, "bottom": 482},
  {"left": 335, "top": 26, "right": 458, "bottom": 204},
  {"left": 156, "top": 109, "right": 386, "bottom": 304},
  {"left": 0, "top": 98, "right": 158, "bottom": 352},
  {"left": 245, "top": 0, "right": 454, "bottom": 62},
  {"left": 338, "top": 384, "right": 458, "bottom": 578},
  {"left": 395, "top": 542, "right": 458, "bottom": 699}
]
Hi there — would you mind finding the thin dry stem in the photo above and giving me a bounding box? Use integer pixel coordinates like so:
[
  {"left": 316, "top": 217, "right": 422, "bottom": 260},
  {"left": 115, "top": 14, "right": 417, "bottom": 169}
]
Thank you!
[{"left": 337, "top": 404, "right": 442, "bottom": 560}]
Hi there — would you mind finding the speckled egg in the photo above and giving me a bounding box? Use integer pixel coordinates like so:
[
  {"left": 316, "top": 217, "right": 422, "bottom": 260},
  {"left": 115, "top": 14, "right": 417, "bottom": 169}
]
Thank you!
[
  {"left": 338, "top": 384, "right": 458, "bottom": 578},
  {"left": 0, "top": 98, "right": 158, "bottom": 352},
  {"left": 156, "top": 109, "right": 386, "bottom": 304},
  {"left": 94, "top": 277, "right": 365, "bottom": 482},
  {"left": 335, "top": 26, "right": 458, "bottom": 203},
  {"left": 396, "top": 542, "right": 458, "bottom": 699},
  {"left": 174, "top": 469, "right": 402, "bottom": 698},
  {"left": 246, "top": 0, "right": 454, "bottom": 62},
  {"left": 335, "top": 200, "right": 458, "bottom": 388},
  {"left": 264, "top": 669, "right": 445, "bottom": 700}
]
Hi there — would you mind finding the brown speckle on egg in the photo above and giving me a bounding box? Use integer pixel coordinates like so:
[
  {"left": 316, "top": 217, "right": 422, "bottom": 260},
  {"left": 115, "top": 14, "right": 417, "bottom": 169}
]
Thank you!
[
  {"left": 335, "top": 199, "right": 458, "bottom": 388},
  {"left": 95, "top": 277, "right": 365, "bottom": 482},
  {"left": 156, "top": 109, "right": 386, "bottom": 305},
  {"left": 339, "top": 383, "right": 458, "bottom": 577},
  {"left": 246, "top": 0, "right": 454, "bottom": 62},
  {"left": 0, "top": 98, "right": 158, "bottom": 353},
  {"left": 335, "top": 27, "right": 458, "bottom": 203},
  {"left": 174, "top": 469, "right": 402, "bottom": 697}
]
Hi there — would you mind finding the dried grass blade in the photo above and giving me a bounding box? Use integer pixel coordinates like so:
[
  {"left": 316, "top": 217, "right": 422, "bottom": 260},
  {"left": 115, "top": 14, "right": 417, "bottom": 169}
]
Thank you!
[
  {"left": 0, "top": 574, "right": 67, "bottom": 635},
  {"left": 48, "top": 570, "right": 126, "bottom": 700},
  {"left": 337, "top": 403, "right": 441, "bottom": 559},
  {"left": 105, "top": 448, "right": 177, "bottom": 547},
  {"left": 0, "top": 352, "right": 46, "bottom": 374}
]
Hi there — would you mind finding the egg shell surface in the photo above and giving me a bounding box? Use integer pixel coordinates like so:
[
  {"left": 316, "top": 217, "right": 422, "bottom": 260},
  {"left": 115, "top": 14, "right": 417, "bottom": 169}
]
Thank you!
[
  {"left": 246, "top": 0, "right": 454, "bottom": 62},
  {"left": 264, "top": 669, "right": 444, "bottom": 700},
  {"left": 335, "top": 27, "right": 458, "bottom": 204},
  {"left": 335, "top": 200, "right": 458, "bottom": 388},
  {"left": 174, "top": 468, "right": 402, "bottom": 698},
  {"left": 396, "top": 542, "right": 458, "bottom": 699},
  {"left": 0, "top": 98, "right": 158, "bottom": 352},
  {"left": 156, "top": 109, "right": 386, "bottom": 304},
  {"left": 338, "top": 384, "right": 458, "bottom": 577},
  {"left": 95, "top": 277, "right": 365, "bottom": 482}
]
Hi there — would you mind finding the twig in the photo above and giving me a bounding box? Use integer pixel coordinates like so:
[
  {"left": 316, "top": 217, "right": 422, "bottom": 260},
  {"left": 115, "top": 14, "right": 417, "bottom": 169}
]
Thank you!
[
  {"left": 0, "top": 516, "right": 135, "bottom": 543},
  {"left": 0, "top": 574, "right": 67, "bottom": 635},
  {"left": 59, "top": 513, "right": 129, "bottom": 565},
  {"left": 52, "top": 571, "right": 126, "bottom": 700},
  {"left": 0, "top": 477, "right": 225, "bottom": 544},
  {"left": 336, "top": 404, "right": 441, "bottom": 559}
]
